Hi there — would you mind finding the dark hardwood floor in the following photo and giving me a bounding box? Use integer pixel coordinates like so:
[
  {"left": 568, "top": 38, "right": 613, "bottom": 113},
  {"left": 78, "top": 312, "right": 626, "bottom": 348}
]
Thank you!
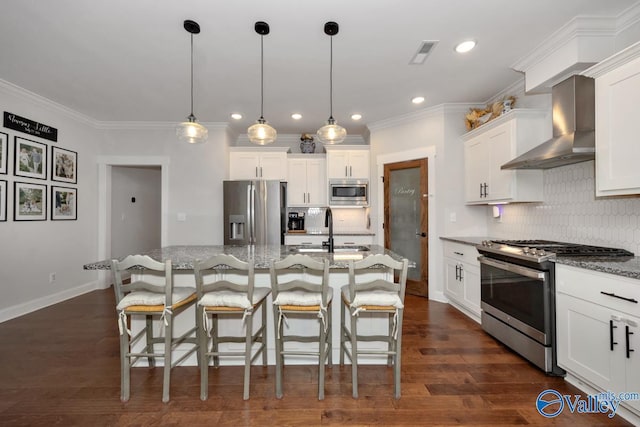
[{"left": 0, "top": 288, "right": 633, "bottom": 426}]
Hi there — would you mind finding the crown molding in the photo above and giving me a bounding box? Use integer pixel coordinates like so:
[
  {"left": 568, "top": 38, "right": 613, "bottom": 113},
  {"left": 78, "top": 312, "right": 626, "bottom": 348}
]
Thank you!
[
  {"left": 582, "top": 40, "right": 640, "bottom": 78},
  {"left": 367, "top": 103, "right": 480, "bottom": 132},
  {"left": 0, "top": 78, "right": 99, "bottom": 127},
  {"left": 95, "top": 121, "right": 229, "bottom": 131},
  {"left": 511, "top": 16, "right": 617, "bottom": 73},
  {"left": 234, "top": 133, "right": 366, "bottom": 146},
  {"left": 485, "top": 78, "right": 526, "bottom": 105},
  {"left": 616, "top": 1, "right": 640, "bottom": 35}
]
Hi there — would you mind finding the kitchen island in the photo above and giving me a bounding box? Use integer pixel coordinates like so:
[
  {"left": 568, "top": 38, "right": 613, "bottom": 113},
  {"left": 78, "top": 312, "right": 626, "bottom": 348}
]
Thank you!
[{"left": 85, "top": 244, "right": 410, "bottom": 366}]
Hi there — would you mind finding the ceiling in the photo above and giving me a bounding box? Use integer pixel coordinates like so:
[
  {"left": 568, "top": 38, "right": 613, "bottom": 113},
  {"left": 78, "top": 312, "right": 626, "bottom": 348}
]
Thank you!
[{"left": 0, "top": 0, "right": 636, "bottom": 138}]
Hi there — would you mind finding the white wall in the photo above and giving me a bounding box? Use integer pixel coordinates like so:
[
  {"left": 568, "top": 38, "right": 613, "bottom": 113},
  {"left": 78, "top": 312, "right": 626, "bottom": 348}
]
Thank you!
[
  {"left": 0, "top": 81, "right": 100, "bottom": 321},
  {"left": 98, "top": 125, "right": 231, "bottom": 246},
  {"left": 110, "top": 166, "right": 161, "bottom": 258}
]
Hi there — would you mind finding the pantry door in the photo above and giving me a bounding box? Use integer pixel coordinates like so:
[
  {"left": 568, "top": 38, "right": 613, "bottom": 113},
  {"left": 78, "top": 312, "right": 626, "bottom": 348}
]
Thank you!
[{"left": 384, "top": 158, "right": 428, "bottom": 297}]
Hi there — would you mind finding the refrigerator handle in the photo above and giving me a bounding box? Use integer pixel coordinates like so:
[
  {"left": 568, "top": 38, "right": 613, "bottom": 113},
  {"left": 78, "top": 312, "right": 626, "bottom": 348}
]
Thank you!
[{"left": 247, "top": 183, "right": 253, "bottom": 244}]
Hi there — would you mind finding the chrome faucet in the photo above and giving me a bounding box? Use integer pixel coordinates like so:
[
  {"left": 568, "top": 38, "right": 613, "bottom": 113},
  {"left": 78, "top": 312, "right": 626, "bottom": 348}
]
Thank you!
[{"left": 323, "top": 207, "right": 334, "bottom": 253}]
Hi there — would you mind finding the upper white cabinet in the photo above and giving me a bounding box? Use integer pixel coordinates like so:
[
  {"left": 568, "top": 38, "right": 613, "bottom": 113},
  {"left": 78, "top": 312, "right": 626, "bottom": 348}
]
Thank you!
[
  {"left": 229, "top": 147, "right": 289, "bottom": 181},
  {"left": 583, "top": 42, "right": 640, "bottom": 197},
  {"left": 556, "top": 265, "right": 640, "bottom": 415},
  {"left": 463, "top": 109, "right": 546, "bottom": 204},
  {"left": 325, "top": 146, "right": 370, "bottom": 180},
  {"left": 287, "top": 155, "right": 327, "bottom": 206}
]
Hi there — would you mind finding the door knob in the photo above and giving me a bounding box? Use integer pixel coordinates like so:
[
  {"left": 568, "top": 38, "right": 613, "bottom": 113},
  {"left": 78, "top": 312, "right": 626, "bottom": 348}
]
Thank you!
[{"left": 416, "top": 232, "right": 427, "bottom": 237}]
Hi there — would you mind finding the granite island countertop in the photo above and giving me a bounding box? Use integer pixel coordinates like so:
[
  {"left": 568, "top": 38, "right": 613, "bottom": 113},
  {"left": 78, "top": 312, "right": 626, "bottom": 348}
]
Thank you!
[{"left": 84, "top": 244, "right": 410, "bottom": 270}]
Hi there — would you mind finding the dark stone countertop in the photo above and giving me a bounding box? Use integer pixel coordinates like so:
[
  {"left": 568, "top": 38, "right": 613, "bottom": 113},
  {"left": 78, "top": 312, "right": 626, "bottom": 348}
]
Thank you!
[
  {"left": 554, "top": 256, "right": 640, "bottom": 281},
  {"left": 440, "top": 236, "right": 495, "bottom": 246},
  {"left": 83, "top": 244, "right": 410, "bottom": 270}
]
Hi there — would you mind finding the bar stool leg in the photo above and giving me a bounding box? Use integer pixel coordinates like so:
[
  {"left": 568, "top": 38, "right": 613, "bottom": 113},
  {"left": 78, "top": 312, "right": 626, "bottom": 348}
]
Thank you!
[
  {"left": 120, "top": 314, "right": 130, "bottom": 402},
  {"left": 243, "top": 312, "right": 253, "bottom": 400},
  {"left": 273, "top": 305, "right": 283, "bottom": 399},
  {"left": 146, "top": 315, "right": 155, "bottom": 367},
  {"left": 339, "top": 300, "right": 346, "bottom": 365},
  {"left": 198, "top": 307, "right": 209, "bottom": 401},
  {"left": 318, "top": 316, "right": 326, "bottom": 400},
  {"left": 350, "top": 309, "right": 359, "bottom": 399},
  {"left": 162, "top": 313, "right": 173, "bottom": 403},
  {"left": 261, "top": 302, "right": 268, "bottom": 366}
]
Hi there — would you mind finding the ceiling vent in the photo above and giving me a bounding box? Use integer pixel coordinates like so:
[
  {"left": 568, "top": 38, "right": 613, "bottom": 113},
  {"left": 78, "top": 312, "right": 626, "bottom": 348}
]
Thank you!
[{"left": 409, "top": 40, "right": 438, "bottom": 65}]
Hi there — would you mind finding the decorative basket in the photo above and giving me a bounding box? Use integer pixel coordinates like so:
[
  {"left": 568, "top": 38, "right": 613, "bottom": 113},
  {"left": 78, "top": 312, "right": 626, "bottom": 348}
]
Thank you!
[{"left": 300, "top": 134, "right": 315, "bottom": 153}]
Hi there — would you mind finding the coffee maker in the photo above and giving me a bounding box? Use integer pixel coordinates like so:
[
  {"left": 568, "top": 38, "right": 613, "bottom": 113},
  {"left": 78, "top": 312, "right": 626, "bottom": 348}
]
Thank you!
[{"left": 288, "top": 212, "right": 305, "bottom": 231}]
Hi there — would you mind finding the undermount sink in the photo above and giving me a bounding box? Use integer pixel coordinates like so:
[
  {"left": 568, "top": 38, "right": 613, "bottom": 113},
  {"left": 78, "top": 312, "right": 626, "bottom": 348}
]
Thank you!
[{"left": 287, "top": 245, "right": 370, "bottom": 254}]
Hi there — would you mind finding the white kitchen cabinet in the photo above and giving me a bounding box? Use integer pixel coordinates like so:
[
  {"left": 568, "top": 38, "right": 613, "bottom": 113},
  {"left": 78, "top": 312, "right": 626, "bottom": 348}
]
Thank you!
[
  {"left": 287, "top": 155, "right": 326, "bottom": 206},
  {"left": 284, "top": 234, "right": 374, "bottom": 246},
  {"left": 443, "top": 240, "right": 481, "bottom": 321},
  {"left": 583, "top": 42, "right": 640, "bottom": 197},
  {"left": 556, "top": 264, "right": 640, "bottom": 415},
  {"left": 462, "top": 109, "right": 546, "bottom": 204},
  {"left": 229, "top": 147, "right": 288, "bottom": 180},
  {"left": 325, "top": 146, "right": 370, "bottom": 180}
]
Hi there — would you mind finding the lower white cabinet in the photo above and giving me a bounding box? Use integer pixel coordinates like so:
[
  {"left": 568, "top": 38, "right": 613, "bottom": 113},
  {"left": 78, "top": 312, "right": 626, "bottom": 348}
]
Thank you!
[
  {"left": 443, "top": 241, "right": 481, "bottom": 321},
  {"left": 284, "top": 234, "right": 374, "bottom": 246},
  {"left": 556, "top": 265, "right": 640, "bottom": 415}
]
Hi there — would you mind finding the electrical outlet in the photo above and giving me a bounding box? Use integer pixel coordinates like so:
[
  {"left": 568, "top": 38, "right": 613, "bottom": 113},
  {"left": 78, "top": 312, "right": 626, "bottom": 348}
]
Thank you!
[{"left": 49, "top": 272, "right": 56, "bottom": 284}]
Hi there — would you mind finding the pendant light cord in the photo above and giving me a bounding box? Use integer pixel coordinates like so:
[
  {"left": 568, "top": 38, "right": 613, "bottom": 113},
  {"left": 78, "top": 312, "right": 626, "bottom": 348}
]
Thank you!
[
  {"left": 329, "top": 35, "right": 333, "bottom": 119},
  {"left": 190, "top": 32, "right": 194, "bottom": 118},
  {"left": 260, "top": 34, "right": 265, "bottom": 119}
]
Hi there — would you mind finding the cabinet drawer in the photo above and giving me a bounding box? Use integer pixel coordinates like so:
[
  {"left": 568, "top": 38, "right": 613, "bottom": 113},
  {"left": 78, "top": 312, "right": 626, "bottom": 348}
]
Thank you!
[
  {"left": 284, "top": 235, "right": 325, "bottom": 246},
  {"left": 556, "top": 265, "right": 640, "bottom": 317},
  {"left": 443, "top": 241, "right": 479, "bottom": 266}
]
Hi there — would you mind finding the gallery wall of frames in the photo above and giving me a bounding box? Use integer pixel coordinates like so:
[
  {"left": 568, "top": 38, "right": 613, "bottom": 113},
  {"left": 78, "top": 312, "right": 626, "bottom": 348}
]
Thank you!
[{"left": 0, "top": 128, "right": 77, "bottom": 222}]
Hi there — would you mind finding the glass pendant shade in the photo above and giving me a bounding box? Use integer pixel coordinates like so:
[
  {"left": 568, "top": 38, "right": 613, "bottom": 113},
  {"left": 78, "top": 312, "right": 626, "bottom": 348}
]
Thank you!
[
  {"left": 248, "top": 118, "right": 277, "bottom": 145},
  {"left": 176, "top": 115, "right": 208, "bottom": 144},
  {"left": 316, "top": 118, "right": 346, "bottom": 144}
]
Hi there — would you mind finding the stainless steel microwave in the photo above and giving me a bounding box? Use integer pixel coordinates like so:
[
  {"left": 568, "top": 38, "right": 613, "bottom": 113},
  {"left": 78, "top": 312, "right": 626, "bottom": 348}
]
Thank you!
[{"left": 329, "top": 179, "right": 368, "bottom": 206}]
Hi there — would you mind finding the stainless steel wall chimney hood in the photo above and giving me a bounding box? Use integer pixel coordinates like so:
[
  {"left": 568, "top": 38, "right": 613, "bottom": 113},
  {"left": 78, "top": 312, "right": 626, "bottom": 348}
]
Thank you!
[{"left": 501, "top": 75, "right": 595, "bottom": 170}]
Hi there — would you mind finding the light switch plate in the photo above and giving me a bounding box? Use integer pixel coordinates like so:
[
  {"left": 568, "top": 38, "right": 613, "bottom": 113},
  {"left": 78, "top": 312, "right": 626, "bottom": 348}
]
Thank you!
[{"left": 177, "top": 212, "right": 187, "bottom": 222}]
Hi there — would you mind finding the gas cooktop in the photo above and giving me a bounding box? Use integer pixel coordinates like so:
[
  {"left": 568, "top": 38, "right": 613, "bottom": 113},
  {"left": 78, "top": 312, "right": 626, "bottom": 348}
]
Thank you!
[{"left": 478, "top": 239, "right": 634, "bottom": 263}]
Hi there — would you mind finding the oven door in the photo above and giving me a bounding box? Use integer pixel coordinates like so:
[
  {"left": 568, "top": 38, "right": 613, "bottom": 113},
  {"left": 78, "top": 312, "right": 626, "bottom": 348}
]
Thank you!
[{"left": 479, "top": 256, "right": 551, "bottom": 345}]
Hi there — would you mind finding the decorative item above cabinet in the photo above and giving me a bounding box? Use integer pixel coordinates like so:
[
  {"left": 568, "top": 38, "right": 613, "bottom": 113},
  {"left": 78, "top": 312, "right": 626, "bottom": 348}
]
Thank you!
[{"left": 463, "top": 109, "right": 547, "bottom": 205}]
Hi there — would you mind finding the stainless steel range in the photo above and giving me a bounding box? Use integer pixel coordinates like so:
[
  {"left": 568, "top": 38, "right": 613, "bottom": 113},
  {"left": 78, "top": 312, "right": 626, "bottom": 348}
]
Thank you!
[{"left": 477, "top": 239, "right": 633, "bottom": 375}]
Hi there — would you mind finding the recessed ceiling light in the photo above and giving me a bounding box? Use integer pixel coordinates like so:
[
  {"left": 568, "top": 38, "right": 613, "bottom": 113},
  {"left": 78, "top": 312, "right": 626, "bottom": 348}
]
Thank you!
[
  {"left": 291, "top": 113, "right": 302, "bottom": 120},
  {"left": 351, "top": 114, "right": 362, "bottom": 120},
  {"left": 230, "top": 113, "right": 243, "bottom": 120},
  {"left": 455, "top": 40, "right": 476, "bottom": 53},
  {"left": 412, "top": 96, "right": 425, "bottom": 104}
]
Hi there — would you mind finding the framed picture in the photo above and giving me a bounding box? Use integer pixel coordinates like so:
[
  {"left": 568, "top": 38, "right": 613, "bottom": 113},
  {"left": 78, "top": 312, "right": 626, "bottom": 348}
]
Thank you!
[
  {"left": 0, "top": 132, "right": 7, "bottom": 174},
  {"left": 51, "top": 186, "right": 77, "bottom": 220},
  {"left": 14, "top": 136, "right": 47, "bottom": 180},
  {"left": 14, "top": 181, "right": 46, "bottom": 221},
  {"left": 0, "top": 180, "right": 6, "bottom": 221},
  {"left": 51, "top": 146, "right": 77, "bottom": 184}
]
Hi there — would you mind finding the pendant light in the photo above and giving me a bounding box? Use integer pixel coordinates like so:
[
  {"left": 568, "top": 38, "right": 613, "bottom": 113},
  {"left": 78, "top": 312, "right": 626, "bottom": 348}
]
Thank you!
[
  {"left": 176, "top": 20, "right": 208, "bottom": 144},
  {"left": 317, "top": 21, "right": 346, "bottom": 145},
  {"left": 248, "top": 21, "right": 277, "bottom": 145}
]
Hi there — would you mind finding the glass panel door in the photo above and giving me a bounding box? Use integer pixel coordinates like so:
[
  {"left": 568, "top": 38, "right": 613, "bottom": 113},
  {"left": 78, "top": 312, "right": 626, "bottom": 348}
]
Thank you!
[{"left": 384, "top": 159, "right": 428, "bottom": 297}]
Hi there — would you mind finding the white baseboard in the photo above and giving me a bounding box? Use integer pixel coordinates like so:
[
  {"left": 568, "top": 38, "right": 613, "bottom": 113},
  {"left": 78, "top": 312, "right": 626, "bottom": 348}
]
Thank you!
[{"left": 0, "top": 281, "right": 101, "bottom": 323}]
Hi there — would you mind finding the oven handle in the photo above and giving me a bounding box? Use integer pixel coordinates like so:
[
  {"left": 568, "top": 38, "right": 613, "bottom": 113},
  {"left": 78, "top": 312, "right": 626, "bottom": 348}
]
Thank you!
[{"left": 478, "top": 256, "right": 546, "bottom": 280}]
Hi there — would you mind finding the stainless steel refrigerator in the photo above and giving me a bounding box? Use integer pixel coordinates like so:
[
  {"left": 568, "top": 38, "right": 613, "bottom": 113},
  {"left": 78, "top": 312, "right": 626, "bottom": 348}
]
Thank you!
[{"left": 223, "top": 180, "right": 287, "bottom": 245}]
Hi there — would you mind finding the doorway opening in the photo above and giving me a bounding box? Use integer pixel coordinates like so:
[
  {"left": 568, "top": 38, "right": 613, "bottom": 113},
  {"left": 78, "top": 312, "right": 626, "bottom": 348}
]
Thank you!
[
  {"left": 384, "top": 158, "right": 429, "bottom": 297},
  {"left": 96, "top": 156, "right": 169, "bottom": 288}
]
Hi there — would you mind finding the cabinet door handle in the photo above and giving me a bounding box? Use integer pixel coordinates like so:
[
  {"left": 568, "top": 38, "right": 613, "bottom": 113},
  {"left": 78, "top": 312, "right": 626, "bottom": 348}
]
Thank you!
[
  {"left": 479, "top": 183, "right": 483, "bottom": 198},
  {"left": 453, "top": 251, "right": 464, "bottom": 256},
  {"left": 260, "top": 167, "right": 263, "bottom": 177},
  {"left": 458, "top": 264, "right": 464, "bottom": 281},
  {"left": 600, "top": 291, "right": 638, "bottom": 304},
  {"left": 610, "top": 320, "right": 618, "bottom": 351},
  {"left": 626, "top": 326, "right": 635, "bottom": 358},
  {"left": 350, "top": 166, "right": 353, "bottom": 176},
  {"left": 454, "top": 265, "right": 459, "bottom": 281},
  {"left": 484, "top": 183, "right": 489, "bottom": 197},
  {"left": 303, "top": 193, "right": 306, "bottom": 203},
  {"left": 308, "top": 192, "right": 310, "bottom": 203},
  {"left": 256, "top": 166, "right": 259, "bottom": 177}
]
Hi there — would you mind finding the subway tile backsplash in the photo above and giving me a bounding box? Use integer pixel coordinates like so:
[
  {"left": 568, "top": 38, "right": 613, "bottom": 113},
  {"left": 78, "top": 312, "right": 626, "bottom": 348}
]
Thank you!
[
  {"left": 288, "top": 207, "right": 370, "bottom": 233},
  {"left": 487, "top": 161, "right": 640, "bottom": 255}
]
